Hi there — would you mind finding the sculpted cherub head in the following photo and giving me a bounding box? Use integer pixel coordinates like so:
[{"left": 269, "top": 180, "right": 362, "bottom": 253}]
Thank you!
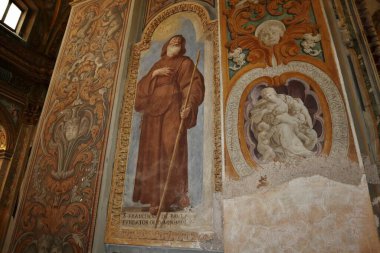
[{"left": 255, "top": 20, "right": 286, "bottom": 47}]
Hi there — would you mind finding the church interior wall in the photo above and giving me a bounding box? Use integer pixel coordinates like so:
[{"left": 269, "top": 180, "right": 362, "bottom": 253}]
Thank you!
[{"left": 2, "top": 0, "right": 380, "bottom": 252}]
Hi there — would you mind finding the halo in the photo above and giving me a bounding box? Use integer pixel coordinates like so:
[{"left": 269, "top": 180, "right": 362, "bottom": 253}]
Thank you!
[{"left": 255, "top": 20, "right": 286, "bottom": 38}]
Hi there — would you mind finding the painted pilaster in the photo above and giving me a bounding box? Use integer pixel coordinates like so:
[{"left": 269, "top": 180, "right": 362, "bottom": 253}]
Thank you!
[{"left": 8, "top": 0, "right": 132, "bottom": 252}]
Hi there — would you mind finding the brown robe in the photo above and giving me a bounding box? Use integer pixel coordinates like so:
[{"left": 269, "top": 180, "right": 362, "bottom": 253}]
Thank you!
[{"left": 133, "top": 54, "right": 205, "bottom": 210}]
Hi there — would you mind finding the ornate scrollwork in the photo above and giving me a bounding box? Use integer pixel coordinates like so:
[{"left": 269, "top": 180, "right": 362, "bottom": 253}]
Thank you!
[
  {"left": 10, "top": 1, "right": 131, "bottom": 252},
  {"left": 301, "top": 33, "right": 322, "bottom": 56},
  {"left": 225, "top": 0, "right": 321, "bottom": 72}
]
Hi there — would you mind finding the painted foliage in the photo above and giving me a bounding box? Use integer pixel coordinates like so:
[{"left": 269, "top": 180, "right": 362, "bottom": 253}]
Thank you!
[
  {"left": 222, "top": 0, "right": 357, "bottom": 178},
  {"left": 10, "top": 0, "right": 131, "bottom": 252},
  {"left": 225, "top": 0, "right": 324, "bottom": 77}
]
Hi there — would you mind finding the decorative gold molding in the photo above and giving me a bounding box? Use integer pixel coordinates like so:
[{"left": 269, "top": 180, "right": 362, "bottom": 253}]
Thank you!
[
  {"left": 145, "top": 0, "right": 216, "bottom": 25},
  {"left": 140, "top": 3, "right": 211, "bottom": 51},
  {"left": 209, "top": 20, "right": 222, "bottom": 192},
  {"left": 106, "top": 2, "right": 221, "bottom": 245}
]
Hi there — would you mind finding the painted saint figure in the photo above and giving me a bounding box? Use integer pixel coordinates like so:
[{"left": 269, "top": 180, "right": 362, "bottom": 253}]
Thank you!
[{"left": 133, "top": 35, "right": 205, "bottom": 215}]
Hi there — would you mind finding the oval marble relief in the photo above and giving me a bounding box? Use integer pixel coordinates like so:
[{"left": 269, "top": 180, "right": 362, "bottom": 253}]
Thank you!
[
  {"left": 226, "top": 62, "right": 349, "bottom": 177},
  {"left": 242, "top": 78, "right": 325, "bottom": 164}
]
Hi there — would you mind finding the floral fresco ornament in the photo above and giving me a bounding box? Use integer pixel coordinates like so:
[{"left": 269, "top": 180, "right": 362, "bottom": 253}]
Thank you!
[
  {"left": 225, "top": 0, "right": 320, "bottom": 71},
  {"left": 301, "top": 33, "right": 322, "bottom": 57},
  {"left": 228, "top": 47, "right": 246, "bottom": 70}
]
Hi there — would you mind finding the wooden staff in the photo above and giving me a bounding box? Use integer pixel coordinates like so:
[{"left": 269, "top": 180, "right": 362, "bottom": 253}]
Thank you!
[{"left": 154, "top": 50, "right": 201, "bottom": 228}]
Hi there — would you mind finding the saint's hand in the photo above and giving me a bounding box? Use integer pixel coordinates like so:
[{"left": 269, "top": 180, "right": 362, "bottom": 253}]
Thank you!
[
  {"left": 180, "top": 106, "right": 191, "bottom": 119},
  {"left": 152, "top": 67, "right": 173, "bottom": 77}
]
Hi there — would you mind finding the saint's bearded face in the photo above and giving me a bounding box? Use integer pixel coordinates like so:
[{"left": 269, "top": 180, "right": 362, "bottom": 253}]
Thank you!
[{"left": 166, "top": 38, "right": 182, "bottom": 57}]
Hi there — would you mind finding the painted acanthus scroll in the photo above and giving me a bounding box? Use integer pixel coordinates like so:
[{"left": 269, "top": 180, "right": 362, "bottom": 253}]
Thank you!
[
  {"left": 225, "top": 0, "right": 321, "bottom": 71},
  {"left": 10, "top": 1, "right": 130, "bottom": 252},
  {"left": 50, "top": 105, "right": 94, "bottom": 180}
]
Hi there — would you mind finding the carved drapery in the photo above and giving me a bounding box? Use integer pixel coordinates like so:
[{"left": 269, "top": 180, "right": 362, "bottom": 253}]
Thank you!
[
  {"left": 9, "top": 0, "right": 131, "bottom": 252},
  {"left": 225, "top": 62, "right": 348, "bottom": 177}
]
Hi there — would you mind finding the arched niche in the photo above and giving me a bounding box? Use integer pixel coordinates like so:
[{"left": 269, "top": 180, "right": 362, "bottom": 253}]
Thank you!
[
  {"left": 226, "top": 62, "right": 349, "bottom": 177},
  {"left": 106, "top": 2, "right": 221, "bottom": 247}
]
